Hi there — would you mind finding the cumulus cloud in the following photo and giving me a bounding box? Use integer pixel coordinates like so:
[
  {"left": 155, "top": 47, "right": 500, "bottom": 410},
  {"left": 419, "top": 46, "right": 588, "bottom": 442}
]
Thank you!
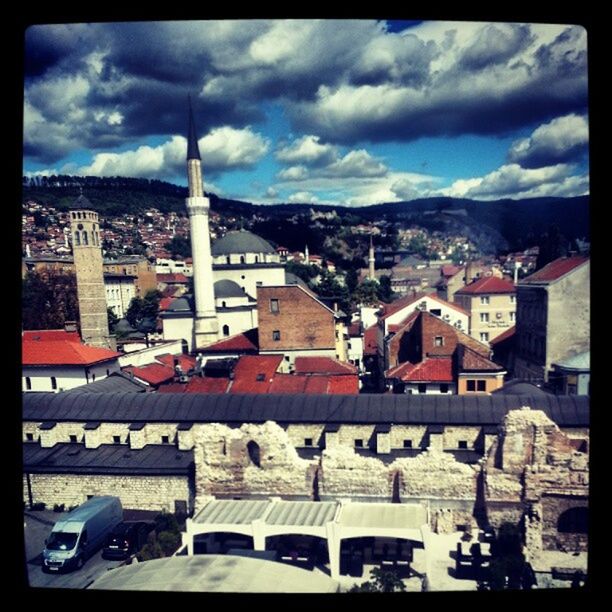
[
  {"left": 288, "top": 191, "right": 319, "bottom": 203},
  {"left": 275, "top": 135, "right": 337, "bottom": 167},
  {"left": 277, "top": 166, "right": 310, "bottom": 181},
  {"left": 442, "top": 163, "right": 589, "bottom": 200},
  {"left": 69, "top": 127, "right": 269, "bottom": 179},
  {"left": 508, "top": 114, "right": 589, "bottom": 168}
]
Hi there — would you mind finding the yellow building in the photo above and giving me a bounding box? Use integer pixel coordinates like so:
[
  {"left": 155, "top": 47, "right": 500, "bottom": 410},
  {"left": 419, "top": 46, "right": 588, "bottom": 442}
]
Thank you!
[{"left": 453, "top": 276, "right": 516, "bottom": 345}]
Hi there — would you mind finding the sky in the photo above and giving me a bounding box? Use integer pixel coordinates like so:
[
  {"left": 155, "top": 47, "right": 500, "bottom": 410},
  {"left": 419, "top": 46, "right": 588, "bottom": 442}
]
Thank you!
[{"left": 23, "top": 19, "right": 590, "bottom": 206}]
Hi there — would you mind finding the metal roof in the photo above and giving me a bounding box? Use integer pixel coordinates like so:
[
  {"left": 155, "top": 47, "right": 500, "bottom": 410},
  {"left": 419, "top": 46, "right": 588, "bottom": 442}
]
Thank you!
[
  {"left": 22, "top": 392, "right": 589, "bottom": 428},
  {"left": 211, "top": 230, "right": 275, "bottom": 256},
  {"left": 66, "top": 373, "right": 148, "bottom": 394},
  {"left": 193, "top": 499, "right": 271, "bottom": 525},
  {"left": 338, "top": 502, "right": 428, "bottom": 530},
  {"left": 23, "top": 443, "right": 193, "bottom": 475},
  {"left": 265, "top": 501, "right": 338, "bottom": 527}
]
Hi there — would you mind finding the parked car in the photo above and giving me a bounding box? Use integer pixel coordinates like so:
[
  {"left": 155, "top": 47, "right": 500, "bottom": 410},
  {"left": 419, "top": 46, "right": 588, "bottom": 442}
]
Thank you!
[
  {"left": 43, "top": 496, "right": 123, "bottom": 573},
  {"left": 102, "top": 521, "right": 154, "bottom": 560}
]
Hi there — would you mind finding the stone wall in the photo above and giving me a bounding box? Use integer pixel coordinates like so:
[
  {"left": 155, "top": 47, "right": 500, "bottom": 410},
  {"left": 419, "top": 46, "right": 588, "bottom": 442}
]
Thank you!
[
  {"left": 285, "top": 424, "right": 326, "bottom": 448},
  {"left": 443, "top": 426, "right": 481, "bottom": 449},
  {"left": 23, "top": 473, "right": 190, "bottom": 512}
]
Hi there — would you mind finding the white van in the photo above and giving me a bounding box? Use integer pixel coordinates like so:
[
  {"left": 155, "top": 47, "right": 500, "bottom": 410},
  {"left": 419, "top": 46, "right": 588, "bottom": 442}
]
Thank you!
[{"left": 42, "top": 496, "right": 123, "bottom": 573}]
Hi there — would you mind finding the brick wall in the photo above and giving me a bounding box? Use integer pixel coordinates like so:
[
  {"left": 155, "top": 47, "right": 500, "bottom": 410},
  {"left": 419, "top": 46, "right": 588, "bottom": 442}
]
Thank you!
[
  {"left": 23, "top": 473, "right": 190, "bottom": 512},
  {"left": 257, "top": 286, "right": 335, "bottom": 351}
]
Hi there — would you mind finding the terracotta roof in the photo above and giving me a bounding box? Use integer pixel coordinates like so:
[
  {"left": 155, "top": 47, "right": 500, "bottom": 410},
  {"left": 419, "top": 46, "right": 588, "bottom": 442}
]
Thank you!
[
  {"left": 159, "top": 297, "right": 175, "bottom": 311},
  {"left": 441, "top": 265, "right": 462, "bottom": 278},
  {"left": 268, "top": 374, "right": 309, "bottom": 394},
  {"left": 363, "top": 324, "right": 379, "bottom": 356},
  {"left": 490, "top": 326, "right": 516, "bottom": 345},
  {"left": 303, "top": 376, "right": 330, "bottom": 393},
  {"left": 386, "top": 358, "right": 454, "bottom": 382},
  {"left": 520, "top": 256, "right": 589, "bottom": 284},
  {"left": 158, "top": 377, "right": 231, "bottom": 394},
  {"left": 380, "top": 292, "right": 469, "bottom": 320},
  {"left": 327, "top": 376, "right": 359, "bottom": 394},
  {"left": 198, "top": 329, "right": 259, "bottom": 353},
  {"left": 123, "top": 363, "right": 175, "bottom": 386},
  {"left": 23, "top": 330, "right": 80, "bottom": 343},
  {"left": 457, "top": 345, "right": 504, "bottom": 372},
  {"left": 22, "top": 339, "right": 120, "bottom": 367},
  {"left": 294, "top": 357, "right": 358, "bottom": 375},
  {"left": 229, "top": 355, "right": 284, "bottom": 393},
  {"left": 157, "top": 273, "right": 189, "bottom": 283},
  {"left": 155, "top": 353, "right": 197, "bottom": 371},
  {"left": 455, "top": 276, "right": 516, "bottom": 295}
]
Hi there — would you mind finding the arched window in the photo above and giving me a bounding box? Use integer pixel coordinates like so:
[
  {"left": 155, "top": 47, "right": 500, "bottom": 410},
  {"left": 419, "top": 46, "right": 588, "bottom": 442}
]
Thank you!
[
  {"left": 247, "top": 440, "right": 261, "bottom": 467},
  {"left": 222, "top": 324, "right": 230, "bottom": 337},
  {"left": 74, "top": 232, "right": 81, "bottom": 246},
  {"left": 558, "top": 507, "right": 588, "bottom": 534},
  {"left": 226, "top": 256, "right": 231, "bottom": 264},
  {"left": 222, "top": 301, "right": 227, "bottom": 308},
  {"left": 255, "top": 256, "right": 259, "bottom": 263},
  {"left": 240, "top": 255, "right": 245, "bottom": 264},
  {"left": 82, "top": 231, "right": 88, "bottom": 245}
]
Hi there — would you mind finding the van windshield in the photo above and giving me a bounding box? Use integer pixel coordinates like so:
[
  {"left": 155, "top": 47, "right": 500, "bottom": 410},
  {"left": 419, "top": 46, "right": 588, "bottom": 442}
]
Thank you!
[{"left": 46, "top": 532, "right": 78, "bottom": 551}]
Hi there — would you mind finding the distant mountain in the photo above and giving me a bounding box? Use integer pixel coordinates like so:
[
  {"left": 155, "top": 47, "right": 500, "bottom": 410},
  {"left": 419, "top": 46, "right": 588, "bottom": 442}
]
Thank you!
[{"left": 22, "top": 176, "right": 589, "bottom": 253}]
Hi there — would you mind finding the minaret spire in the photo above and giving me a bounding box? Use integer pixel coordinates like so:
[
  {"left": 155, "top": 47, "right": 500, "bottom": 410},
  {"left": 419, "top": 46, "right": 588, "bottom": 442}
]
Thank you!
[{"left": 187, "top": 94, "right": 201, "bottom": 161}]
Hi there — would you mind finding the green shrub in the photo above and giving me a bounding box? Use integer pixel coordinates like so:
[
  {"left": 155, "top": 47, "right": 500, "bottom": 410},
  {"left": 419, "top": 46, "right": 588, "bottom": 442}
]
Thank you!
[
  {"left": 158, "top": 531, "right": 182, "bottom": 557},
  {"left": 30, "top": 502, "right": 46, "bottom": 511},
  {"left": 154, "top": 512, "right": 179, "bottom": 535},
  {"left": 53, "top": 503, "right": 65, "bottom": 513}
]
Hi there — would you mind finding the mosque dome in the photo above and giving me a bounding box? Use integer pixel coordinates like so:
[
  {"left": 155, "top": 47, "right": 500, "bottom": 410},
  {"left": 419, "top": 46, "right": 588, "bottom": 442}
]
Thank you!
[
  {"left": 211, "top": 230, "right": 275, "bottom": 256},
  {"left": 214, "top": 279, "right": 246, "bottom": 298}
]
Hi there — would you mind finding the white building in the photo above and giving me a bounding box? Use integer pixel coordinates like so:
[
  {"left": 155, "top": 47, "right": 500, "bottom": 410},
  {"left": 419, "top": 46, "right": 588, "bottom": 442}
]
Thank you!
[
  {"left": 22, "top": 330, "right": 120, "bottom": 393},
  {"left": 156, "top": 258, "right": 193, "bottom": 277},
  {"left": 104, "top": 273, "right": 137, "bottom": 318}
]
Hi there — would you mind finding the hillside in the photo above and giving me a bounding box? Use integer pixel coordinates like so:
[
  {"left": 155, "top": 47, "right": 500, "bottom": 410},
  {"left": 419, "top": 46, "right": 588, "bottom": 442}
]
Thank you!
[{"left": 22, "top": 176, "right": 589, "bottom": 253}]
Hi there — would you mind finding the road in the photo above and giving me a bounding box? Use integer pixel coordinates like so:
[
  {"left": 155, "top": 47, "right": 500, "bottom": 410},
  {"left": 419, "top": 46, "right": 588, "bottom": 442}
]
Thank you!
[{"left": 24, "top": 511, "right": 126, "bottom": 589}]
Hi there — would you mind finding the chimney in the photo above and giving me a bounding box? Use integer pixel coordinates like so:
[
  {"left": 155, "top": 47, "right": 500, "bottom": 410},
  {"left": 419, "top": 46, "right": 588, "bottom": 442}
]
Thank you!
[{"left": 64, "top": 321, "right": 78, "bottom": 333}]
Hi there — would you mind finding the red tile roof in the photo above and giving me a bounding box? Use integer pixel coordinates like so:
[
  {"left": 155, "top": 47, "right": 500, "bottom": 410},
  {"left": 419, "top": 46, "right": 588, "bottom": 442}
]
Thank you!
[
  {"left": 490, "top": 326, "right": 516, "bottom": 345},
  {"left": 380, "top": 292, "right": 469, "bottom": 320},
  {"left": 158, "top": 377, "right": 231, "bottom": 394},
  {"left": 23, "top": 330, "right": 80, "bottom": 343},
  {"left": 521, "top": 256, "right": 589, "bottom": 283},
  {"left": 229, "top": 355, "right": 284, "bottom": 393},
  {"left": 303, "top": 376, "right": 330, "bottom": 393},
  {"left": 155, "top": 353, "right": 197, "bottom": 371},
  {"left": 458, "top": 345, "right": 504, "bottom": 372},
  {"left": 363, "top": 324, "right": 379, "bottom": 356},
  {"left": 123, "top": 363, "right": 175, "bottom": 386},
  {"left": 157, "top": 273, "right": 189, "bottom": 283},
  {"left": 22, "top": 338, "right": 120, "bottom": 367},
  {"left": 159, "top": 297, "right": 175, "bottom": 311},
  {"left": 441, "top": 265, "right": 462, "bottom": 278},
  {"left": 199, "top": 329, "right": 259, "bottom": 353},
  {"left": 294, "top": 357, "right": 358, "bottom": 375},
  {"left": 386, "top": 358, "right": 454, "bottom": 382},
  {"left": 327, "top": 376, "right": 359, "bottom": 394},
  {"left": 268, "top": 374, "right": 308, "bottom": 394},
  {"left": 454, "top": 276, "right": 516, "bottom": 295}
]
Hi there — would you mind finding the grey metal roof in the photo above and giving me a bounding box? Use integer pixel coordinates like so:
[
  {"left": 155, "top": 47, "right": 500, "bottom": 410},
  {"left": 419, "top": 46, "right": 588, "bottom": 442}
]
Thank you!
[
  {"left": 66, "top": 373, "right": 148, "bottom": 394},
  {"left": 165, "top": 296, "right": 194, "bottom": 313},
  {"left": 211, "top": 231, "right": 275, "bottom": 256},
  {"left": 265, "top": 501, "right": 338, "bottom": 527},
  {"left": 491, "top": 380, "right": 552, "bottom": 396},
  {"left": 214, "top": 279, "right": 247, "bottom": 298},
  {"left": 23, "top": 443, "right": 193, "bottom": 475},
  {"left": 338, "top": 502, "right": 428, "bottom": 530},
  {"left": 22, "top": 393, "right": 589, "bottom": 428},
  {"left": 193, "top": 499, "right": 271, "bottom": 525},
  {"left": 553, "top": 351, "right": 590, "bottom": 370}
]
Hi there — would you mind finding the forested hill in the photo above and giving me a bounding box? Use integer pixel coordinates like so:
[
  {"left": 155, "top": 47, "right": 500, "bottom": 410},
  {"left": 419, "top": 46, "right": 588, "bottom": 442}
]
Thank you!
[{"left": 22, "top": 176, "right": 589, "bottom": 251}]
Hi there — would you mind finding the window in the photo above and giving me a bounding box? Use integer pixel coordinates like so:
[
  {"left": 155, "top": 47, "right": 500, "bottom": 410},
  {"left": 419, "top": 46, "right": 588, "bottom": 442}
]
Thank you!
[
  {"left": 92, "top": 373, "right": 96, "bottom": 382},
  {"left": 221, "top": 301, "right": 226, "bottom": 308},
  {"left": 255, "top": 256, "right": 259, "bottom": 263},
  {"left": 480, "top": 296, "right": 490, "bottom": 305},
  {"left": 510, "top": 312, "right": 516, "bottom": 322},
  {"left": 304, "top": 438, "right": 313, "bottom": 447},
  {"left": 272, "top": 330, "right": 281, "bottom": 341},
  {"left": 480, "top": 313, "right": 489, "bottom": 323},
  {"left": 162, "top": 435, "right": 170, "bottom": 444},
  {"left": 440, "top": 384, "right": 449, "bottom": 394},
  {"left": 510, "top": 295, "right": 516, "bottom": 303},
  {"left": 403, "top": 439, "right": 413, "bottom": 448},
  {"left": 74, "top": 232, "right": 80, "bottom": 246},
  {"left": 26, "top": 433, "right": 34, "bottom": 441},
  {"left": 25, "top": 377, "right": 31, "bottom": 390},
  {"left": 69, "top": 435, "right": 77, "bottom": 443},
  {"left": 430, "top": 308, "right": 441, "bottom": 316},
  {"left": 477, "top": 380, "right": 486, "bottom": 391},
  {"left": 222, "top": 324, "right": 230, "bottom": 337},
  {"left": 458, "top": 440, "right": 468, "bottom": 449},
  {"left": 226, "top": 256, "right": 230, "bottom": 264},
  {"left": 284, "top": 356, "right": 290, "bottom": 362},
  {"left": 247, "top": 441, "right": 261, "bottom": 467},
  {"left": 240, "top": 256, "right": 245, "bottom": 264},
  {"left": 418, "top": 383, "right": 427, "bottom": 394},
  {"left": 82, "top": 231, "right": 88, "bottom": 245},
  {"left": 113, "top": 436, "right": 121, "bottom": 444},
  {"left": 434, "top": 336, "right": 444, "bottom": 347},
  {"left": 480, "top": 332, "right": 489, "bottom": 342},
  {"left": 270, "top": 299, "right": 279, "bottom": 313},
  {"left": 467, "top": 380, "right": 476, "bottom": 392},
  {"left": 354, "top": 439, "right": 364, "bottom": 448},
  {"left": 50, "top": 377, "right": 57, "bottom": 390}
]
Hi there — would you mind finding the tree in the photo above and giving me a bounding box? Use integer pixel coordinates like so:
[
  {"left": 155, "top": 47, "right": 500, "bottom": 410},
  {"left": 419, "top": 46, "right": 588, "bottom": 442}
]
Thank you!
[
  {"left": 349, "top": 567, "right": 407, "bottom": 593},
  {"left": 352, "top": 279, "right": 380, "bottom": 307},
  {"left": 126, "top": 290, "right": 162, "bottom": 346},
  {"left": 22, "top": 270, "right": 79, "bottom": 330},
  {"left": 345, "top": 268, "right": 359, "bottom": 294},
  {"left": 165, "top": 235, "right": 191, "bottom": 259},
  {"left": 377, "top": 275, "right": 394, "bottom": 302},
  {"left": 286, "top": 261, "right": 318, "bottom": 283},
  {"left": 107, "top": 307, "right": 119, "bottom": 331},
  {"left": 311, "top": 270, "right": 351, "bottom": 314},
  {"left": 536, "top": 224, "right": 568, "bottom": 271}
]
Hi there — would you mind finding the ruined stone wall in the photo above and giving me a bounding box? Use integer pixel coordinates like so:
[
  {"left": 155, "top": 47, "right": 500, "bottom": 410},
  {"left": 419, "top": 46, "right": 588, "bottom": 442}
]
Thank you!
[
  {"left": 337, "top": 425, "right": 376, "bottom": 449},
  {"left": 142, "top": 423, "right": 180, "bottom": 446},
  {"left": 23, "top": 473, "right": 190, "bottom": 512},
  {"left": 443, "top": 426, "right": 481, "bottom": 449},
  {"left": 389, "top": 425, "right": 428, "bottom": 449},
  {"left": 285, "top": 424, "right": 326, "bottom": 448},
  {"left": 193, "top": 421, "right": 318, "bottom": 501}
]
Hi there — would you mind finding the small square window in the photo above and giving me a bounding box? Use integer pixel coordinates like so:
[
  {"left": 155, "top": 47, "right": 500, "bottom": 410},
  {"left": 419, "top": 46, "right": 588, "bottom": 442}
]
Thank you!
[
  {"left": 69, "top": 435, "right": 77, "bottom": 443},
  {"left": 440, "top": 384, "right": 449, "bottom": 394},
  {"left": 480, "top": 332, "right": 489, "bottom": 342},
  {"left": 304, "top": 438, "right": 313, "bottom": 447},
  {"left": 162, "top": 435, "right": 170, "bottom": 444},
  {"left": 434, "top": 336, "right": 444, "bottom": 347},
  {"left": 467, "top": 380, "right": 476, "bottom": 392},
  {"left": 480, "top": 313, "right": 489, "bottom": 323},
  {"left": 403, "top": 439, "right": 413, "bottom": 448},
  {"left": 458, "top": 440, "right": 468, "bottom": 449},
  {"left": 418, "top": 383, "right": 427, "bottom": 394},
  {"left": 354, "top": 439, "right": 364, "bottom": 448},
  {"left": 50, "top": 377, "right": 57, "bottom": 390},
  {"left": 26, "top": 433, "right": 34, "bottom": 441},
  {"left": 272, "top": 330, "right": 281, "bottom": 341},
  {"left": 113, "top": 436, "right": 121, "bottom": 444},
  {"left": 270, "top": 299, "right": 279, "bottom": 313},
  {"left": 477, "top": 380, "right": 486, "bottom": 392},
  {"left": 480, "top": 296, "right": 490, "bottom": 305},
  {"left": 430, "top": 308, "right": 442, "bottom": 316}
]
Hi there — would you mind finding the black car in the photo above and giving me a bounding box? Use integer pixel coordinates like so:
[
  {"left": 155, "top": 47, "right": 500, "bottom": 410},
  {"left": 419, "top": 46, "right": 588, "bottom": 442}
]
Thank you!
[{"left": 102, "top": 521, "right": 154, "bottom": 560}]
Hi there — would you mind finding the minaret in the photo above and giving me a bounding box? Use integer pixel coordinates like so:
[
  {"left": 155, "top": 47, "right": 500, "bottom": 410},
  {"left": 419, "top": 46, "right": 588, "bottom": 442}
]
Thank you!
[
  {"left": 305, "top": 244, "right": 310, "bottom": 265},
  {"left": 368, "top": 235, "right": 376, "bottom": 281},
  {"left": 69, "top": 197, "right": 112, "bottom": 348},
  {"left": 185, "top": 97, "right": 218, "bottom": 348}
]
